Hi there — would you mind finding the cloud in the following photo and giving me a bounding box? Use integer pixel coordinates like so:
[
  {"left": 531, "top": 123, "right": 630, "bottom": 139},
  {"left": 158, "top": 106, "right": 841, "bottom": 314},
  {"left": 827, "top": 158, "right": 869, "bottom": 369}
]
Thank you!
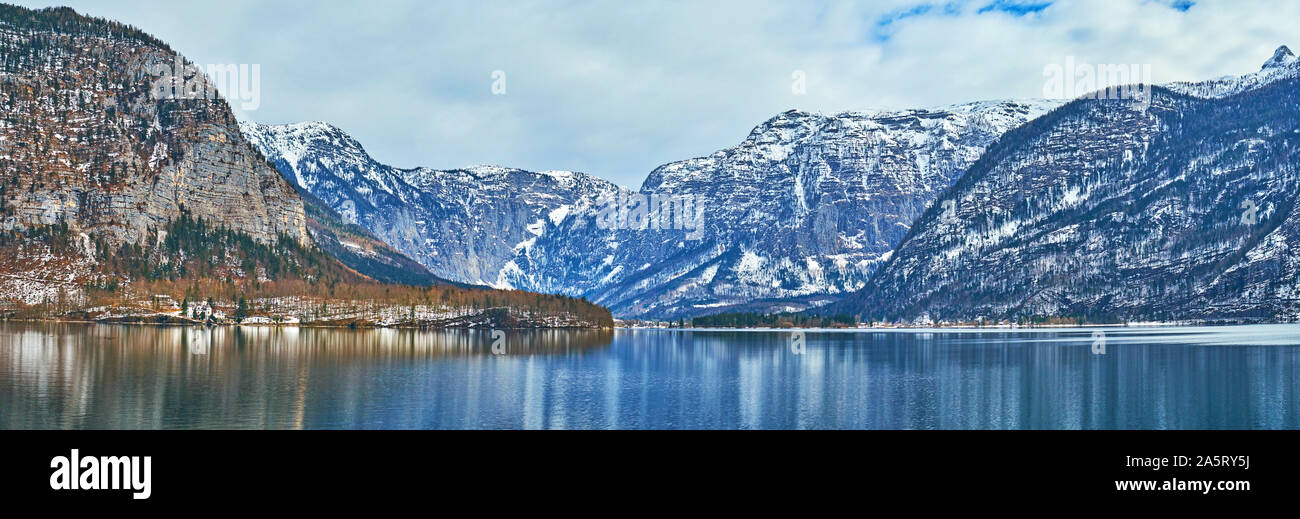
[
  {"left": 977, "top": 1, "right": 1055, "bottom": 16},
  {"left": 8, "top": 0, "right": 1299, "bottom": 187}
]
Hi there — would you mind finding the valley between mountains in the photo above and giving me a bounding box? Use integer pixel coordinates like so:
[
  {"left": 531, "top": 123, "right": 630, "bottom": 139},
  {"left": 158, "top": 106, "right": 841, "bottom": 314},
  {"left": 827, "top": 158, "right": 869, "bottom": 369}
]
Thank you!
[
  {"left": 248, "top": 46, "right": 1300, "bottom": 324},
  {"left": 0, "top": 5, "right": 609, "bottom": 328},
  {"left": 5, "top": 4, "right": 1300, "bottom": 326}
]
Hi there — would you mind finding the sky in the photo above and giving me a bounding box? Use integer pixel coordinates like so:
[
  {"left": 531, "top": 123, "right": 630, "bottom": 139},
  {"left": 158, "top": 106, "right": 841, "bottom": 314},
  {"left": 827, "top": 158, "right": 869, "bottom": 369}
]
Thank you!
[{"left": 12, "top": 0, "right": 1300, "bottom": 187}]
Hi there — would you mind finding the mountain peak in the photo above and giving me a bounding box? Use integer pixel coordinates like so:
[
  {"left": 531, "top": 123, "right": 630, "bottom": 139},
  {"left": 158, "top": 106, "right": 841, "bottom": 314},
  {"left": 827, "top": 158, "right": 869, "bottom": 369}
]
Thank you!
[
  {"left": 244, "top": 120, "right": 349, "bottom": 138},
  {"left": 1262, "top": 45, "right": 1296, "bottom": 70},
  {"left": 240, "top": 120, "right": 369, "bottom": 155}
]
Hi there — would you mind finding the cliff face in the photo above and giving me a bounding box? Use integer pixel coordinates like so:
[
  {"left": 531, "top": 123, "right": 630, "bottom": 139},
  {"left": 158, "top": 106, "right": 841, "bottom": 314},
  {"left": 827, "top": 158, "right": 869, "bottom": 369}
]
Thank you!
[
  {"left": 836, "top": 48, "right": 1300, "bottom": 323},
  {"left": 241, "top": 121, "right": 622, "bottom": 286},
  {"left": 0, "top": 6, "right": 614, "bottom": 330},
  {"left": 508, "top": 101, "right": 1061, "bottom": 318},
  {"left": 249, "top": 102, "right": 1058, "bottom": 318},
  {"left": 0, "top": 5, "right": 306, "bottom": 247}
]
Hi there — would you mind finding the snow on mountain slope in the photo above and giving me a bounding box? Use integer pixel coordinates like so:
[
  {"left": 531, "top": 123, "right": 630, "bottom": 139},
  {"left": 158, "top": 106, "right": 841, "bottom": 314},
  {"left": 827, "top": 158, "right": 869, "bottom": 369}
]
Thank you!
[
  {"left": 506, "top": 100, "right": 1062, "bottom": 317},
  {"left": 240, "top": 121, "right": 621, "bottom": 286},
  {"left": 247, "top": 44, "right": 1300, "bottom": 321},
  {"left": 836, "top": 47, "right": 1300, "bottom": 323},
  {"left": 247, "top": 99, "right": 1058, "bottom": 318},
  {"left": 0, "top": 6, "right": 307, "bottom": 248},
  {"left": 1166, "top": 45, "right": 1300, "bottom": 99}
]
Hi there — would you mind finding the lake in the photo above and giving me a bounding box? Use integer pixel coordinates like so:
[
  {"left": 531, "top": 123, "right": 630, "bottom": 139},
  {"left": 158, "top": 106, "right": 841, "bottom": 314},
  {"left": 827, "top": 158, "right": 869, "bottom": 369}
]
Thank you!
[{"left": 1, "top": 322, "right": 1299, "bottom": 429}]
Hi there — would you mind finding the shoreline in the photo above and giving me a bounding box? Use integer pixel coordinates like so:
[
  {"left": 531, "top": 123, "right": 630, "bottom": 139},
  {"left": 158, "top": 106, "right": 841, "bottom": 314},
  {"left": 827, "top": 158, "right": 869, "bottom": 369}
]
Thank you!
[
  {"left": 0, "top": 317, "right": 611, "bottom": 331},
  {"left": 8, "top": 318, "right": 1293, "bottom": 332},
  {"left": 622, "top": 322, "right": 1299, "bottom": 331}
]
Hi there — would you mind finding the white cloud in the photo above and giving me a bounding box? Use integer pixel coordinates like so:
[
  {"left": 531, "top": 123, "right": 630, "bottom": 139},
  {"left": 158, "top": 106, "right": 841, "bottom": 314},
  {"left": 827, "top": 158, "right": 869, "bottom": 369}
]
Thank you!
[{"left": 11, "top": 0, "right": 1300, "bottom": 187}]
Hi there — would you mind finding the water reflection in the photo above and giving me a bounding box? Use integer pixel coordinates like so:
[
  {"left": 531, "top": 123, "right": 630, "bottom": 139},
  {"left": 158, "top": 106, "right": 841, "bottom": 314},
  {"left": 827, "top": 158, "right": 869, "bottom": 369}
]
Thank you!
[{"left": 1, "top": 323, "right": 1298, "bottom": 429}]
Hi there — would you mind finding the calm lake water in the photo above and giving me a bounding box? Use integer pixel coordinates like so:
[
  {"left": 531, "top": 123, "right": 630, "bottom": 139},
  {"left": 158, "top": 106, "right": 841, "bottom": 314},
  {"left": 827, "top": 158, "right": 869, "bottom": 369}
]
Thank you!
[{"left": 2, "top": 322, "right": 1299, "bottom": 429}]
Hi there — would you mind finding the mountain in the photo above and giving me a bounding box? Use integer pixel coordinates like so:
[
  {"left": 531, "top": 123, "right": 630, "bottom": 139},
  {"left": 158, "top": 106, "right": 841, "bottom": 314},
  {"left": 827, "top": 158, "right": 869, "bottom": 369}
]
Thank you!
[
  {"left": 510, "top": 101, "right": 1062, "bottom": 318},
  {"left": 1165, "top": 45, "right": 1299, "bottom": 99},
  {"left": 0, "top": 5, "right": 306, "bottom": 246},
  {"left": 0, "top": 4, "right": 611, "bottom": 328},
  {"left": 249, "top": 101, "right": 1058, "bottom": 318},
  {"left": 834, "top": 47, "right": 1300, "bottom": 323},
  {"left": 240, "top": 121, "right": 621, "bottom": 286},
  {"left": 295, "top": 185, "right": 463, "bottom": 287}
]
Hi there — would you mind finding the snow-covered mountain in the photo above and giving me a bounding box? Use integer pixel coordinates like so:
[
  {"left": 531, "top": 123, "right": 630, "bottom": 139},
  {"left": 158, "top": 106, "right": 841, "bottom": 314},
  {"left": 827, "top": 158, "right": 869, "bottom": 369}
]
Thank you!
[
  {"left": 834, "top": 46, "right": 1300, "bottom": 323},
  {"left": 509, "top": 101, "right": 1061, "bottom": 317},
  {"left": 246, "top": 100, "right": 1058, "bottom": 317},
  {"left": 0, "top": 5, "right": 307, "bottom": 248},
  {"left": 240, "top": 121, "right": 622, "bottom": 286},
  {"left": 1166, "top": 45, "right": 1300, "bottom": 99}
]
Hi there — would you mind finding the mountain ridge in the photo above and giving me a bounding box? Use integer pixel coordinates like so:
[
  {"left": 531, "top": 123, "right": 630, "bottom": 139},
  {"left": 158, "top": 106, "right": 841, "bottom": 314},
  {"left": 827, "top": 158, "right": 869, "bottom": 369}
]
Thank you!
[
  {"left": 0, "top": 3, "right": 613, "bottom": 328},
  {"left": 240, "top": 32, "right": 1300, "bottom": 322},
  {"left": 832, "top": 48, "right": 1300, "bottom": 323},
  {"left": 249, "top": 99, "right": 1061, "bottom": 317},
  {"left": 240, "top": 119, "right": 624, "bottom": 287}
]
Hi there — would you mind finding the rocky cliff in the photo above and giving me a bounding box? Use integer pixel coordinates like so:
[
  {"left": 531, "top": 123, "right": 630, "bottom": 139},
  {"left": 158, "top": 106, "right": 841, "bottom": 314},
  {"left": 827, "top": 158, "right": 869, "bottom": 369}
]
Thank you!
[
  {"left": 240, "top": 121, "right": 621, "bottom": 285},
  {"left": 0, "top": 5, "right": 614, "bottom": 329},
  {"left": 249, "top": 101, "right": 1058, "bottom": 318},
  {"left": 0, "top": 5, "right": 306, "bottom": 247},
  {"left": 835, "top": 47, "right": 1300, "bottom": 323},
  {"left": 511, "top": 101, "right": 1061, "bottom": 318}
]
